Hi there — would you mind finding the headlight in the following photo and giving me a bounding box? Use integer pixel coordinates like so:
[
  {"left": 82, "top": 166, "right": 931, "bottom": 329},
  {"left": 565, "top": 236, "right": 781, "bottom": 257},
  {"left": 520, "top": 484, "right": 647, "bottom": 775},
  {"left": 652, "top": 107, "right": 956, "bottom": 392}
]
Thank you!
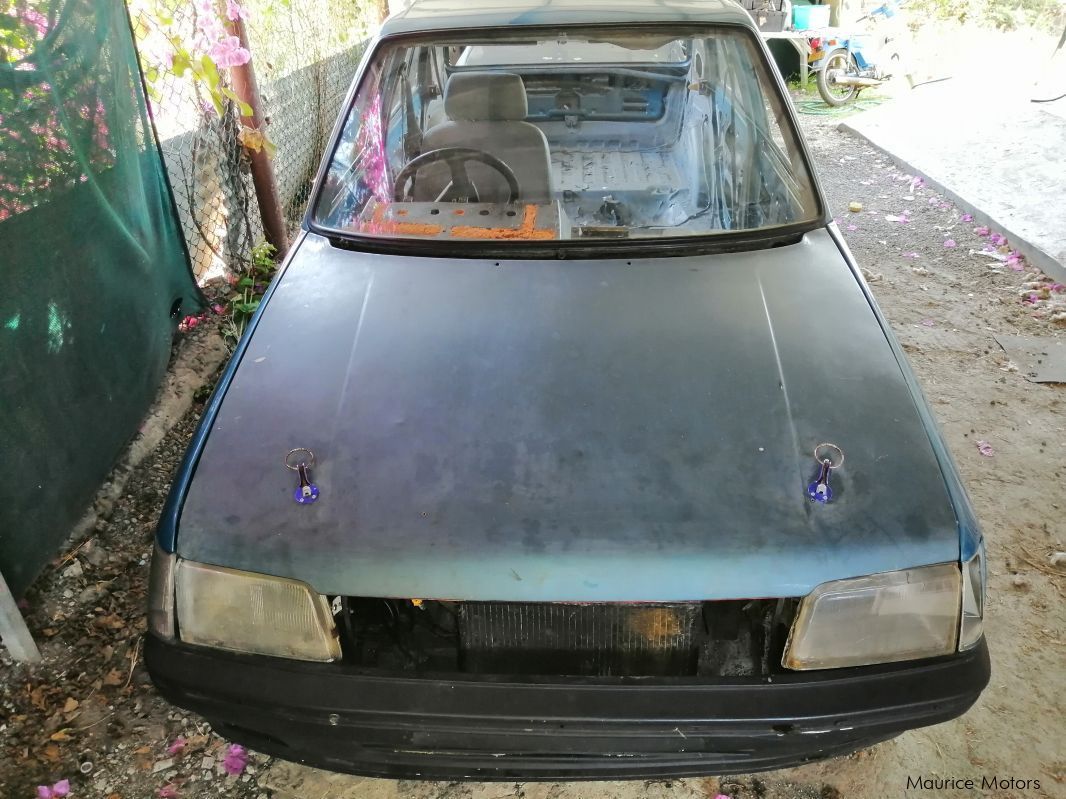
[
  {"left": 959, "top": 549, "right": 985, "bottom": 650},
  {"left": 174, "top": 560, "right": 341, "bottom": 662},
  {"left": 783, "top": 563, "right": 960, "bottom": 670}
]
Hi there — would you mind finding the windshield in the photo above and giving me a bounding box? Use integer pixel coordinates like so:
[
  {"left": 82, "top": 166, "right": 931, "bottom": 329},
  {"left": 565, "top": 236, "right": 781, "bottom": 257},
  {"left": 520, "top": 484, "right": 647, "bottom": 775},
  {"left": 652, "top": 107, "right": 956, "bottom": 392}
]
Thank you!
[{"left": 313, "top": 26, "right": 820, "bottom": 244}]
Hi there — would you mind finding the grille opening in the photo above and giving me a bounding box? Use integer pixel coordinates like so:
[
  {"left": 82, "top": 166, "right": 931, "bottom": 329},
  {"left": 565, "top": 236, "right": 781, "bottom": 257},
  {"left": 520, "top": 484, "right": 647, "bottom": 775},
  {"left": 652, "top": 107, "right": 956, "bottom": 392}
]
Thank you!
[{"left": 334, "top": 598, "right": 798, "bottom": 678}]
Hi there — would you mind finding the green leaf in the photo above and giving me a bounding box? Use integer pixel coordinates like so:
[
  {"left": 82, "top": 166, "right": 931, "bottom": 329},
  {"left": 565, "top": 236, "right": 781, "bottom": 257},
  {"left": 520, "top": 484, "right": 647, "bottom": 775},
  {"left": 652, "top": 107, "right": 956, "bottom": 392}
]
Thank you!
[
  {"left": 170, "top": 50, "right": 191, "bottom": 77},
  {"left": 237, "top": 277, "right": 254, "bottom": 288},
  {"left": 201, "top": 55, "right": 220, "bottom": 88},
  {"left": 220, "top": 87, "right": 253, "bottom": 117}
]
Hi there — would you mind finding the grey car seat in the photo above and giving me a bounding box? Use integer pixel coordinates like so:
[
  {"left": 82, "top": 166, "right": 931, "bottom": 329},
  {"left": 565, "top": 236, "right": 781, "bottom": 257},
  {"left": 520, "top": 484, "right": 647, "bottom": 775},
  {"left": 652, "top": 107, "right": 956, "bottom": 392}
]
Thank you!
[{"left": 415, "top": 71, "right": 553, "bottom": 204}]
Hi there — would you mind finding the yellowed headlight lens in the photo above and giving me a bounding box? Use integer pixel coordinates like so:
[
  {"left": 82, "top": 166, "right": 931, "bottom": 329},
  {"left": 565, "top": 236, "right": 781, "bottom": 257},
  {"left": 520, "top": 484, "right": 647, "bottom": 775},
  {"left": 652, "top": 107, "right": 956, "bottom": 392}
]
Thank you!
[
  {"left": 175, "top": 560, "right": 340, "bottom": 662},
  {"left": 784, "top": 563, "right": 961, "bottom": 670}
]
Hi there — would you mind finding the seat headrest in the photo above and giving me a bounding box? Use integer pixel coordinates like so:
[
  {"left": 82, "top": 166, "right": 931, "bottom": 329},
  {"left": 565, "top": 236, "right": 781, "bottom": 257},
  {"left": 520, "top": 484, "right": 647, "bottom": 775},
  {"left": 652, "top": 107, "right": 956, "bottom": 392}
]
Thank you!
[{"left": 444, "top": 72, "right": 528, "bottom": 122}]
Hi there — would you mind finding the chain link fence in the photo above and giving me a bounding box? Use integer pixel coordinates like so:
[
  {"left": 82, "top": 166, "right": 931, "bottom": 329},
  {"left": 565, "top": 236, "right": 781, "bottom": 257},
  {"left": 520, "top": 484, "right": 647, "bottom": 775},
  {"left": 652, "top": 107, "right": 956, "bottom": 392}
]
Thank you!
[{"left": 130, "top": 0, "right": 374, "bottom": 281}]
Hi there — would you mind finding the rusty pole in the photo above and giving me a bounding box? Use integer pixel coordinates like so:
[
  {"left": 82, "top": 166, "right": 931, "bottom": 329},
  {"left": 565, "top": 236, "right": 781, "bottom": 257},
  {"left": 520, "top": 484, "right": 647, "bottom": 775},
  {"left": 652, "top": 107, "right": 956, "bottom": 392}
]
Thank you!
[{"left": 226, "top": 17, "right": 288, "bottom": 257}]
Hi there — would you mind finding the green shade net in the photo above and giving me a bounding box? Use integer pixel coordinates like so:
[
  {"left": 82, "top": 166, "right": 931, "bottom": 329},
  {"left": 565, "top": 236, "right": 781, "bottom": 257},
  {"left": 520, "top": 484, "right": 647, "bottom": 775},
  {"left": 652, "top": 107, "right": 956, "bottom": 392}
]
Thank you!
[{"left": 0, "top": 0, "right": 200, "bottom": 596}]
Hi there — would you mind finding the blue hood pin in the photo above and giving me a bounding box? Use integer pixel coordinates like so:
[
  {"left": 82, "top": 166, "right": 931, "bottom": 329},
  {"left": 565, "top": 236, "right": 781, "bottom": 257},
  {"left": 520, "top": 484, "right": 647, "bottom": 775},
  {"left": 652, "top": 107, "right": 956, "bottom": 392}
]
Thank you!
[
  {"left": 808, "top": 443, "right": 844, "bottom": 504},
  {"left": 286, "top": 448, "right": 320, "bottom": 504}
]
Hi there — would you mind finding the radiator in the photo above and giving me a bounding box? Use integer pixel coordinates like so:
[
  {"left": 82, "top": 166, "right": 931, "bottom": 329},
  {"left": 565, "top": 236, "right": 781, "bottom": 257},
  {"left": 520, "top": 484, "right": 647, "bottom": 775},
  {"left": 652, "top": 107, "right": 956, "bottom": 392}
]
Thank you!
[{"left": 459, "top": 602, "right": 700, "bottom": 676}]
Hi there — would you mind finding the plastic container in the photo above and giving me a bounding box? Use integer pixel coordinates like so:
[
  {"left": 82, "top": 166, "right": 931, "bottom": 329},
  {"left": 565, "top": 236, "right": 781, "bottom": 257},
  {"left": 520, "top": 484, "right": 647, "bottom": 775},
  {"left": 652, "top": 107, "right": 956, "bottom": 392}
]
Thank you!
[{"left": 792, "top": 4, "right": 830, "bottom": 29}]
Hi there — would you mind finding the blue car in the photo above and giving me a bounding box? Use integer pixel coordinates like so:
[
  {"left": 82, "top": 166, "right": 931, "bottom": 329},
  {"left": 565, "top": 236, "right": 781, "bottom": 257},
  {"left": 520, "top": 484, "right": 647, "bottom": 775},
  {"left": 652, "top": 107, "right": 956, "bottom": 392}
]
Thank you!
[{"left": 146, "top": 0, "right": 988, "bottom": 780}]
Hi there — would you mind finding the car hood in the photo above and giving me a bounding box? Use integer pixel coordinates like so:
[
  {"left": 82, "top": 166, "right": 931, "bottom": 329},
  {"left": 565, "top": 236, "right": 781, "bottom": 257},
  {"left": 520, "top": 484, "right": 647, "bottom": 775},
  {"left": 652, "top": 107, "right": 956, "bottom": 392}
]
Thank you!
[{"left": 177, "top": 229, "right": 960, "bottom": 600}]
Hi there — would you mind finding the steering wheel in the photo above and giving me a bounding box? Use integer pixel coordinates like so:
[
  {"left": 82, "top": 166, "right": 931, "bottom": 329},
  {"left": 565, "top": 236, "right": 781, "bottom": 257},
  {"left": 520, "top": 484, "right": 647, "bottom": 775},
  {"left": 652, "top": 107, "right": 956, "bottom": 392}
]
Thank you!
[{"left": 392, "top": 147, "right": 520, "bottom": 204}]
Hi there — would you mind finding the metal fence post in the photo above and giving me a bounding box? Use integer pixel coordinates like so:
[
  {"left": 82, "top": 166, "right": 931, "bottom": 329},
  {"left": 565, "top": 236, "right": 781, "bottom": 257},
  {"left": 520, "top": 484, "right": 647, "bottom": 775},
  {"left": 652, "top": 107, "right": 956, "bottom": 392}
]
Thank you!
[{"left": 227, "top": 16, "right": 289, "bottom": 257}]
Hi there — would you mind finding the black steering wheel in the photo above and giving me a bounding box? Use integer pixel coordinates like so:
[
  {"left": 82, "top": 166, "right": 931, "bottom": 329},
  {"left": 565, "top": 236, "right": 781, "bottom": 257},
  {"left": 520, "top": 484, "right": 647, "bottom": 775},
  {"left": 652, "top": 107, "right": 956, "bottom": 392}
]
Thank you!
[{"left": 392, "top": 147, "right": 520, "bottom": 204}]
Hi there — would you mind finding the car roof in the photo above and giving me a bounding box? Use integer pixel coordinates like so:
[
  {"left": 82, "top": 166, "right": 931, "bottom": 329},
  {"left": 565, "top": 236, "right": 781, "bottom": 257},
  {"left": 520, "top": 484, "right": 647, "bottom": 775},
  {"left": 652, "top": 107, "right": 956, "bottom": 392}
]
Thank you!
[{"left": 380, "top": 0, "right": 755, "bottom": 37}]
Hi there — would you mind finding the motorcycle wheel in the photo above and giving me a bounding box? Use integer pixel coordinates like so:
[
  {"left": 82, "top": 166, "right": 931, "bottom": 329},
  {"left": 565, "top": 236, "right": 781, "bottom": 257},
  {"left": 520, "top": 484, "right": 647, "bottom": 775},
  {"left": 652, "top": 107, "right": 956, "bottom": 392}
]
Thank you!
[{"left": 817, "top": 49, "right": 859, "bottom": 107}]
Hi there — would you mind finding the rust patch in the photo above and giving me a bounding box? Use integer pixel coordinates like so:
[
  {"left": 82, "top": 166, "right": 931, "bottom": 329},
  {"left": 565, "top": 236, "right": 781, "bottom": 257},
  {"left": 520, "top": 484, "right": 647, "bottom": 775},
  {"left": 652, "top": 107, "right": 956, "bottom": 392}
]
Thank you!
[
  {"left": 624, "top": 606, "right": 686, "bottom": 641},
  {"left": 451, "top": 204, "right": 555, "bottom": 241},
  {"left": 357, "top": 202, "right": 444, "bottom": 237}
]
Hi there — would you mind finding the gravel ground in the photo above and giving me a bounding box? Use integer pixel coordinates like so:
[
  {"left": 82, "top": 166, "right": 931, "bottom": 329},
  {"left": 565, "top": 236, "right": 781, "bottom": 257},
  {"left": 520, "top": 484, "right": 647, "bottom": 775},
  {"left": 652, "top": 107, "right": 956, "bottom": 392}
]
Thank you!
[{"left": 2, "top": 102, "right": 1063, "bottom": 799}]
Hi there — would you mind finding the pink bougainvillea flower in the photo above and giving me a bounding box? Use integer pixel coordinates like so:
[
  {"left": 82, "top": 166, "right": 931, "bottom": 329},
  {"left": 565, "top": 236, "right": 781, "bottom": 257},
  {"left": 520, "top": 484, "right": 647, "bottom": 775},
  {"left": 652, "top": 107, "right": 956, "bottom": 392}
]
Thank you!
[
  {"left": 222, "top": 744, "right": 248, "bottom": 776},
  {"left": 226, "top": 0, "right": 248, "bottom": 21},
  {"left": 988, "top": 233, "right": 1007, "bottom": 247},
  {"left": 973, "top": 225, "right": 990, "bottom": 237},
  {"left": 902, "top": 251, "right": 920, "bottom": 259},
  {"left": 212, "top": 303, "right": 225, "bottom": 315},
  {"left": 167, "top": 736, "right": 187, "bottom": 755},
  {"left": 920, "top": 319, "right": 936, "bottom": 327},
  {"left": 1024, "top": 293, "right": 1039, "bottom": 304},
  {"left": 158, "top": 785, "right": 179, "bottom": 798},
  {"left": 885, "top": 213, "right": 910, "bottom": 224},
  {"left": 37, "top": 781, "right": 70, "bottom": 799},
  {"left": 846, "top": 224, "right": 858, "bottom": 231},
  {"left": 943, "top": 239, "right": 957, "bottom": 248},
  {"left": 976, "top": 440, "right": 994, "bottom": 457},
  {"left": 928, "top": 197, "right": 938, "bottom": 205},
  {"left": 1049, "top": 283, "right": 1065, "bottom": 293},
  {"left": 194, "top": 15, "right": 226, "bottom": 52},
  {"left": 209, "top": 35, "right": 252, "bottom": 68},
  {"left": 960, "top": 213, "right": 973, "bottom": 222},
  {"left": 22, "top": 9, "right": 49, "bottom": 36}
]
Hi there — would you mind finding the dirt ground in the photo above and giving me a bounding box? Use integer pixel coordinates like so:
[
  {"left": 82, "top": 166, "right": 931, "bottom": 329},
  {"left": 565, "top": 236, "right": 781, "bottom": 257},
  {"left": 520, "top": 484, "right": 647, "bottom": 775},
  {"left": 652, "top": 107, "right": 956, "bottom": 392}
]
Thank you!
[{"left": 2, "top": 104, "right": 1064, "bottom": 799}]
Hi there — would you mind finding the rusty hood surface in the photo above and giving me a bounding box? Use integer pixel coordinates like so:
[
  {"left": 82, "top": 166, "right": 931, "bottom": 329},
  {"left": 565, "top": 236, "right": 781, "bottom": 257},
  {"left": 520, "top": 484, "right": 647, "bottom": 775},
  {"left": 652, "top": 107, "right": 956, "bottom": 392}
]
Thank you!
[{"left": 175, "top": 229, "right": 962, "bottom": 600}]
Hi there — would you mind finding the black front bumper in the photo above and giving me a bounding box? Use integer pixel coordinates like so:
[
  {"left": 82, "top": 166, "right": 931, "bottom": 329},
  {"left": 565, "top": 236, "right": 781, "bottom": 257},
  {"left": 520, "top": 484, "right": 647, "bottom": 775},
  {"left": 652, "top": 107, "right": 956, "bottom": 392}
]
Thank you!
[{"left": 145, "top": 634, "right": 989, "bottom": 780}]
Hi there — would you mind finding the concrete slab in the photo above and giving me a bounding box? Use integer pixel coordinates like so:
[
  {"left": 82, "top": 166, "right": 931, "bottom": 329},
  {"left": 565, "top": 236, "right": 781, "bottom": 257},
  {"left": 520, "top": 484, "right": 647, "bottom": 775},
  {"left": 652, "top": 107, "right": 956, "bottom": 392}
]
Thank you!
[
  {"left": 840, "top": 79, "right": 1066, "bottom": 283},
  {"left": 994, "top": 333, "right": 1066, "bottom": 383}
]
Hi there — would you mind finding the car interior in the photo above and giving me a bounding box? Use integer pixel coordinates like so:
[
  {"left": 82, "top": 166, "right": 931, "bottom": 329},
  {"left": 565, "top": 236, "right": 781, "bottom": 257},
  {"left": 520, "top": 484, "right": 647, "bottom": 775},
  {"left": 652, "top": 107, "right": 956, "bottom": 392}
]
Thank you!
[{"left": 316, "top": 29, "right": 819, "bottom": 241}]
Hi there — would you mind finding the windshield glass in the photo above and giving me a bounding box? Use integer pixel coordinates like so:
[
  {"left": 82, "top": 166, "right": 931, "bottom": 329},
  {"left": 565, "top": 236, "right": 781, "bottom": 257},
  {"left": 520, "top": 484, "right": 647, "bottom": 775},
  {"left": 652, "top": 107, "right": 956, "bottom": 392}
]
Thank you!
[{"left": 313, "top": 26, "right": 819, "bottom": 244}]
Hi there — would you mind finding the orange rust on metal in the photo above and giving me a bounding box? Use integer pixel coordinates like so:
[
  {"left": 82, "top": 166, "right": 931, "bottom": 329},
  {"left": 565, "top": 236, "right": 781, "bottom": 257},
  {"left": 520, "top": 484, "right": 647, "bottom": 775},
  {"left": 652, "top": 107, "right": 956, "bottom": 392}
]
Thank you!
[
  {"left": 624, "top": 606, "right": 687, "bottom": 641},
  {"left": 451, "top": 204, "right": 555, "bottom": 240},
  {"left": 359, "top": 203, "right": 444, "bottom": 237}
]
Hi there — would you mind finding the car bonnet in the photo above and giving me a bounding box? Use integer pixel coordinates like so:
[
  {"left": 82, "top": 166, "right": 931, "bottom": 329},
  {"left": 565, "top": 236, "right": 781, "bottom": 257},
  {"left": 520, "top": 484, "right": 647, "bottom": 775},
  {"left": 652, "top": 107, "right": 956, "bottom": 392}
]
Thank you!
[{"left": 174, "top": 229, "right": 961, "bottom": 601}]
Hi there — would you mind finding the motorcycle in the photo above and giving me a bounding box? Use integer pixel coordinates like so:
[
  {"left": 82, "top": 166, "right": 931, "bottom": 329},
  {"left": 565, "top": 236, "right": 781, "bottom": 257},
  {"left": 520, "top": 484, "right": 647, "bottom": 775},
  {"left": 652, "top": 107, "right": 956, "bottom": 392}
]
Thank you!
[{"left": 808, "top": 0, "right": 910, "bottom": 107}]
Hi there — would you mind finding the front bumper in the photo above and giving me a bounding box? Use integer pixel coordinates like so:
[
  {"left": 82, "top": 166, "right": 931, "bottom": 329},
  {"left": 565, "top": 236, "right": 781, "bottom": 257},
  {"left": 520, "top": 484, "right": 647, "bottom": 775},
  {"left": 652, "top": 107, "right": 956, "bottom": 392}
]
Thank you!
[{"left": 145, "top": 634, "right": 989, "bottom": 780}]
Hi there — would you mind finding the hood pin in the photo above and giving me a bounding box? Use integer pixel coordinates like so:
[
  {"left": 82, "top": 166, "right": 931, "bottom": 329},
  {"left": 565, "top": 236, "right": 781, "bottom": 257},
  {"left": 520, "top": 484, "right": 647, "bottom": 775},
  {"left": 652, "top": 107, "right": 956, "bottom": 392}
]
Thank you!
[
  {"left": 285, "top": 448, "right": 320, "bottom": 505},
  {"left": 807, "top": 443, "right": 844, "bottom": 504}
]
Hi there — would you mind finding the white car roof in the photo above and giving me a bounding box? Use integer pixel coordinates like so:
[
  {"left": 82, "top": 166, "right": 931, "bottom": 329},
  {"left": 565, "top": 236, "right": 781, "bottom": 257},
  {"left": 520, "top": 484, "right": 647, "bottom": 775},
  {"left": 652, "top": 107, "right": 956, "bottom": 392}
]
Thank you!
[{"left": 380, "top": 0, "right": 755, "bottom": 37}]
